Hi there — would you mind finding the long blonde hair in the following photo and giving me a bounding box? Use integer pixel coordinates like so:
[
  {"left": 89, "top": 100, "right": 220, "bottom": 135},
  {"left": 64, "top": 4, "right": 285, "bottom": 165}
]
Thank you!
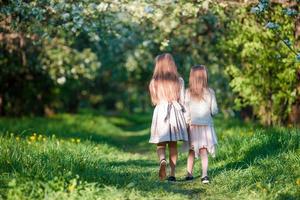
[
  {"left": 149, "top": 53, "right": 181, "bottom": 105},
  {"left": 189, "top": 65, "right": 208, "bottom": 100}
]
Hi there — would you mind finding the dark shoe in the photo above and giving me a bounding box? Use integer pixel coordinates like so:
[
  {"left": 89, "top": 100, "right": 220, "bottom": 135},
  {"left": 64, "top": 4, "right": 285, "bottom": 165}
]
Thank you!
[
  {"left": 167, "top": 176, "right": 176, "bottom": 182},
  {"left": 159, "top": 159, "right": 167, "bottom": 181},
  {"left": 201, "top": 176, "right": 209, "bottom": 184},
  {"left": 185, "top": 176, "right": 194, "bottom": 181}
]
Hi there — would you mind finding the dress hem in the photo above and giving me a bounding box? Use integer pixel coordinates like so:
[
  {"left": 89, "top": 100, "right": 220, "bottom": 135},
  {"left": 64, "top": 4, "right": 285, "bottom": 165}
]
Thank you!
[{"left": 149, "top": 138, "right": 188, "bottom": 144}]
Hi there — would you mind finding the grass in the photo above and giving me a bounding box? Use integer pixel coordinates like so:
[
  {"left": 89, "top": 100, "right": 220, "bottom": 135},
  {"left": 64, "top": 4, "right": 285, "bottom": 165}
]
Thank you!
[{"left": 0, "top": 112, "right": 299, "bottom": 200}]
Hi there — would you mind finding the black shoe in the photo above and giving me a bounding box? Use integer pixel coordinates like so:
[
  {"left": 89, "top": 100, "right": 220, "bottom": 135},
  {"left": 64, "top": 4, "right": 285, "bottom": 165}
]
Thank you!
[
  {"left": 159, "top": 159, "right": 167, "bottom": 181},
  {"left": 185, "top": 176, "right": 194, "bottom": 181},
  {"left": 201, "top": 176, "right": 209, "bottom": 184},
  {"left": 167, "top": 176, "right": 176, "bottom": 182}
]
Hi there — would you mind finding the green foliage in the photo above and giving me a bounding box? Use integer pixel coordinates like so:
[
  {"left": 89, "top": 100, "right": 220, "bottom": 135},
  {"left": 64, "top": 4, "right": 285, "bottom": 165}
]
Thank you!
[
  {"left": 251, "top": 0, "right": 299, "bottom": 61},
  {"left": 221, "top": 2, "right": 300, "bottom": 125},
  {"left": 0, "top": 0, "right": 105, "bottom": 115},
  {"left": 0, "top": 0, "right": 236, "bottom": 115},
  {"left": 41, "top": 39, "right": 100, "bottom": 83},
  {"left": 0, "top": 113, "right": 299, "bottom": 199},
  {"left": 0, "top": 0, "right": 299, "bottom": 126}
]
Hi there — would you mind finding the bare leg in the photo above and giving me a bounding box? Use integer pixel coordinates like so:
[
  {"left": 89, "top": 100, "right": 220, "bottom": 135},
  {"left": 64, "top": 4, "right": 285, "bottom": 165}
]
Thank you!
[
  {"left": 200, "top": 148, "right": 208, "bottom": 178},
  {"left": 169, "top": 141, "right": 177, "bottom": 177},
  {"left": 157, "top": 142, "right": 166, "bottom": 161},
  {"left": 187, "top": 149, "right": 195, "bottom": 177},
  {"left": 157, "top": 142, "right": 167, "bottom": 180}
]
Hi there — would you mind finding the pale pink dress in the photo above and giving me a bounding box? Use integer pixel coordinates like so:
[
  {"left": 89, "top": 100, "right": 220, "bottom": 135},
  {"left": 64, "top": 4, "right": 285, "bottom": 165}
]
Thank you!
[
  {"left": 184, "top": 89, "right": 218, "bottom": 158},
  {"left": 149, "top": 78, "right": 189, "bottom": 144}
]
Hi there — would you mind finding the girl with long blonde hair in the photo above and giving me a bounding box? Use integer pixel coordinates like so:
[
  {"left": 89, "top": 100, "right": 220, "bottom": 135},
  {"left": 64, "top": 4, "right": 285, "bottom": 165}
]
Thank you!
[
  {"left": 184, "top": 65, "right": 218, "bottom": 184},
  {"left": 149, "top": 53, "right": 188, "bottom": 182}
]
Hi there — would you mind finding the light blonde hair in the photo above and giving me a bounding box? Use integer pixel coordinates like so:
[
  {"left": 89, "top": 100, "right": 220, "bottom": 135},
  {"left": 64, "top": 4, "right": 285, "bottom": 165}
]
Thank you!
[
  {"left": 149, "top": 53, "right": 180, "bottom": 105},
  {"left": 189, "top": 65, "right": 208, "bottom": 100}
]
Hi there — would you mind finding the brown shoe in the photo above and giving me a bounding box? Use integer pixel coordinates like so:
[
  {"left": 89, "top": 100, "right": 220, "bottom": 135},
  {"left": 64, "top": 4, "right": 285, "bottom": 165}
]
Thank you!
[{"left": 159, "top": 159, "right": 167, "bottom": 181}]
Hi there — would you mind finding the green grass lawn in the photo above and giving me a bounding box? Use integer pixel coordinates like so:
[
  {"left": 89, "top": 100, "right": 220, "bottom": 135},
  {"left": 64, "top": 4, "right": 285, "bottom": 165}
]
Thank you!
[{"left": 0, "top": 112, "right": 299, "bottom": 200}]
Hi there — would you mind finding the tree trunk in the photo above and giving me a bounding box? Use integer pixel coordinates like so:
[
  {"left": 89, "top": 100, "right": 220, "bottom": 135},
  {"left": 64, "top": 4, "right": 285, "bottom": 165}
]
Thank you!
[
  {"left": 0, "top": 94, "right": 3, "bottom": 116},
  {"left": 289, "top": 4, "right": 300, "bottom": 125}
]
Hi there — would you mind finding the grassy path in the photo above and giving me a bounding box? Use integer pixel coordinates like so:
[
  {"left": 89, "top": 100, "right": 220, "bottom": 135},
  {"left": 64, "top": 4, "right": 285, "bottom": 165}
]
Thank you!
[{"left": 0, "top": 113, "right": 299, "bottom": 199}]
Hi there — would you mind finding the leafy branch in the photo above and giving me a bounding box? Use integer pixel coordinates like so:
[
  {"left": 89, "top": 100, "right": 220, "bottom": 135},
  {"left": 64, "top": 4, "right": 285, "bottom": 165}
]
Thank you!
[{"left": 251, "top": 0, "right": 300, "bottom": 61}]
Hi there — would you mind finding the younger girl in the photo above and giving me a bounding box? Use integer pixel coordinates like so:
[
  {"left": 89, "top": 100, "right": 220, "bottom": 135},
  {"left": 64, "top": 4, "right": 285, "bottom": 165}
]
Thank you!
[
  {"left": 184, "top": 65, "right": 218, "bottom": 184},
  {"left": 149, "top": 53, "right": 188, "bottom": 182}
]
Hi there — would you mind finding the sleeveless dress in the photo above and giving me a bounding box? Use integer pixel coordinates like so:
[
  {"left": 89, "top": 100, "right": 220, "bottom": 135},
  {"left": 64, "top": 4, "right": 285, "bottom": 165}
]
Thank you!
[{"left": 149, "top": 78, "right": 189, "bottom": 144}]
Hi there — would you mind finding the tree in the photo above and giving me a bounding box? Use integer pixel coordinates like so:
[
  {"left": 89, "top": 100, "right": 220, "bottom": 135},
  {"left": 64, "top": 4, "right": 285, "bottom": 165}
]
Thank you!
[{"left": 222, "top": 0, "right": 299, "bottom": 125}]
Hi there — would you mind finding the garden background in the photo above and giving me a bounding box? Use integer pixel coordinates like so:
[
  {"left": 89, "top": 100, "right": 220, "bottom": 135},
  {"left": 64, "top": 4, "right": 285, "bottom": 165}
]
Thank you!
[{"left": 0, "top": 0, "right": 300, "bottom": 199}]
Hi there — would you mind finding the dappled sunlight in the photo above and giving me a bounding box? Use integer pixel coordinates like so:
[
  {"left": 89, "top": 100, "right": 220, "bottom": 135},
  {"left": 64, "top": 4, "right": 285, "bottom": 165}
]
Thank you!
[
  {"left": 0, "top": 113, "right": 151, "bottom": 154},
  {"left": 1, "top": 113, "right": 299, "bottom": 199},
  {"left": 1, "top": 0, "right": 300, "bottom": 199}
]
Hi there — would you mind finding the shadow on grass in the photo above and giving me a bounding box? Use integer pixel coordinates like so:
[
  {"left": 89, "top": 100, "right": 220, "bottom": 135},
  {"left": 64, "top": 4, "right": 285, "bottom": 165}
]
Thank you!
[
  {"left": 2, "top": 150, "right": 203, "bottom": 198},
  {"left": 67, "top": 158, "right": 204, "bottom": 198},
  {"left": 211, "top": 128, "right": 299, "bottom": 177},
  {"left": 0, "top": 112, "right": 212, "bottom": 197},
  {"left": 105, "top": 113, "right": 152, "bottom": 132},
  {"left": 214, "top": 115, "right": 258, "bottom": 131},
  {"left": 1, "top": 113, "right": 205, "bottom": 197},
  {"left": 0, "top": 113, "right": 152, "bottom": 153}
]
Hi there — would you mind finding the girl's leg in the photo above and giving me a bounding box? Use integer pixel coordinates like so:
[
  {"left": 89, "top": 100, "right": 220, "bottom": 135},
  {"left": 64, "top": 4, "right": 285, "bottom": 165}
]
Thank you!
[
  {"left": 199, "top": 148, "right": 208, "bottom": 178},
  {"left": 157, "top": 142, "right": 167, "bottom": 180},
  {"left": 187, "top": 149, "right": 195, "bottom": 177},
  {"left": 168, "top": 141, "right": 177, "bottom": 177},
  {"left": 157, "top": 142, "right": 166, "bottom": 161}
]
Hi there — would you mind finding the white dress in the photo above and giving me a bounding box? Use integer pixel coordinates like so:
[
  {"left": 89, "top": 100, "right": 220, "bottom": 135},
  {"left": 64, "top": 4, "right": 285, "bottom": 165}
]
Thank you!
[
  {"left": 184, "top": 88, "right": 218, "bottom": 157},
  {"left": 149, "top": 78, "right": 189, "bottom": 144}
]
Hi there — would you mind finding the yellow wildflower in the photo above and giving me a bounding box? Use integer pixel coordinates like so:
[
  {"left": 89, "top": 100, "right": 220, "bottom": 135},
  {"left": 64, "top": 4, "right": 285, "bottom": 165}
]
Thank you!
[
  {"left": 256, "top": 182, "right": 262, "bottom": 189},
  {"left": 67, "top": 180, "right": 77, "bottom": 192},
  {"left": 71, "top": 138, "right": 75, "bottom": 143},
  {"left": 76, "top": 139, "right": 80, "bottom": 143},
  {"left": 30, "top": 135, "right": 36, "bottom": 142},
  {"left": 296, "top": 178, "right": 300, "bottom": 186},
  {"left": 16, "top": 136, "right": 20, "bottom": 141},
  {"left": 263, "top": 188, "right": 267, "bottom": 193},
  {"left": 38, "top": 134, "right": 43, "bottom": 141},
  {"left": 67, "top": 185, "right": 75, "bottom": 192}
]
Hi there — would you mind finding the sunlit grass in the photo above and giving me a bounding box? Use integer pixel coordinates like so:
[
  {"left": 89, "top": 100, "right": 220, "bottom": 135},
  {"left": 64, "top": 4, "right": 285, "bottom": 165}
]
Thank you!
[{"left": 0, "top": 113, "right": 299, "bottom": 199}]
